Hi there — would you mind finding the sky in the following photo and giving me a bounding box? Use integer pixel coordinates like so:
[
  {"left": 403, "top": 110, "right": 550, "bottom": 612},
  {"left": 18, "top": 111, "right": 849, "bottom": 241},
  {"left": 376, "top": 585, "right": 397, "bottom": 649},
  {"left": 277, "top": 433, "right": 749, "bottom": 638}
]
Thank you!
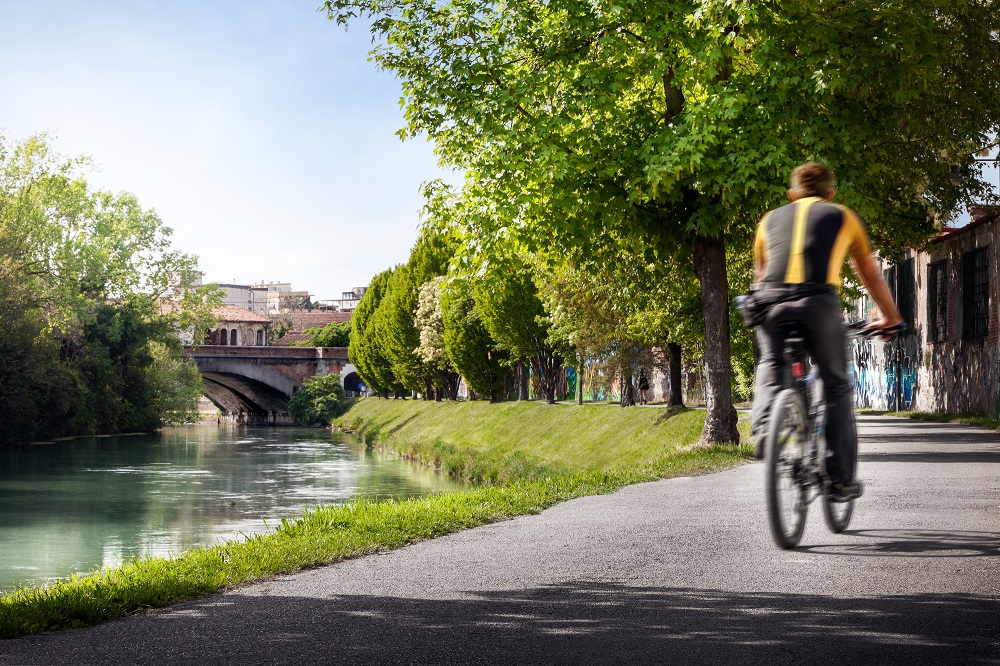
[{"left": 0, "top": 1, "right": 457, "bottom": 302}]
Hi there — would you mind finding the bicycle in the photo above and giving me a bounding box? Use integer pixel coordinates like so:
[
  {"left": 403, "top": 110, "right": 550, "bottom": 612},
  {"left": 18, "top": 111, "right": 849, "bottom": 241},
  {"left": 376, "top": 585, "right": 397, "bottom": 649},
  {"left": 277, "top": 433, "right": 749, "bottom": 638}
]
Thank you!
[
  {"left": 769, "top": 319, "right": 910, "bottom": 548},
  {"left": 736, "top": 296, "right": 903, "bottom": 548}
]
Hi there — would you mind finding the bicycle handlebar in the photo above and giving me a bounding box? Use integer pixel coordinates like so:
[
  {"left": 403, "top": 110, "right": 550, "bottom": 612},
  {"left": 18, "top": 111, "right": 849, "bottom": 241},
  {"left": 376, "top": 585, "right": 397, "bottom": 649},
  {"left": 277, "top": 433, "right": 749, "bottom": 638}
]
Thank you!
[{"left": 845, "top": 320, "right": 908, "bottom": 339}]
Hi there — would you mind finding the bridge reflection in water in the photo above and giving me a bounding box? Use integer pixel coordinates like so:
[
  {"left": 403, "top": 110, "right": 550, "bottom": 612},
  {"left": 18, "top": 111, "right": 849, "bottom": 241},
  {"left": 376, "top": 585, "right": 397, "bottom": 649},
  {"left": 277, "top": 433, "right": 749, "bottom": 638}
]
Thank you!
[{"left": 183, "top": 346, "right": 358, "bottom": 425}]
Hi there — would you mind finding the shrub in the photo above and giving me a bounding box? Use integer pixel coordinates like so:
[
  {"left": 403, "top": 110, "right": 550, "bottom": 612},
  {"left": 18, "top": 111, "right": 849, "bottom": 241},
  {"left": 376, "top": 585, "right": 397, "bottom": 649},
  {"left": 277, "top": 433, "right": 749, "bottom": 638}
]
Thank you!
[{"left": 288, "top": 374, "right": 348, "bottom": 426}]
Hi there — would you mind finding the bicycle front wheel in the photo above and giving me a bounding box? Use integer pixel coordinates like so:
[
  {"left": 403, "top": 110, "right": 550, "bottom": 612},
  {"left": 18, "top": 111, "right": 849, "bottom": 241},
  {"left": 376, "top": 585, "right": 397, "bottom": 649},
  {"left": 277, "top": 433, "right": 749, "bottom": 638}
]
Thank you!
[{"left": 765, "top": 389, "right": 809, "bottom": 549}]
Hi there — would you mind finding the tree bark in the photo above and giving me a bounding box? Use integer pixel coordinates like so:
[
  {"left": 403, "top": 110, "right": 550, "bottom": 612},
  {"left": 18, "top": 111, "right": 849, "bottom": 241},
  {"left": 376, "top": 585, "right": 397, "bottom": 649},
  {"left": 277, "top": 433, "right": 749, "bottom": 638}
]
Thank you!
[
  {"left": 577, "top": 364, "right": 584, "bottom": 405},
  {"left": 620, "top": 366, "right": 635, "bottom": 407},
  {"left": 693, "top": 234, "right": 740, "bottom": 444},
  {"left": 668, "top": 342, "right": 684, "bottom": 407},
  {"left": 517, "top": 360, "right": 529, "bottom": 401}
]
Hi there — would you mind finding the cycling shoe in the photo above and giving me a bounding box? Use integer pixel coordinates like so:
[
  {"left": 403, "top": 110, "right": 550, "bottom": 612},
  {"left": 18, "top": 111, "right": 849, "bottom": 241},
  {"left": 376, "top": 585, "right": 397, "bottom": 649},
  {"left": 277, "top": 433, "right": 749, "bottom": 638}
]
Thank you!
[{"left": 826, "top": 480, "right": 864, "bottom": 503}]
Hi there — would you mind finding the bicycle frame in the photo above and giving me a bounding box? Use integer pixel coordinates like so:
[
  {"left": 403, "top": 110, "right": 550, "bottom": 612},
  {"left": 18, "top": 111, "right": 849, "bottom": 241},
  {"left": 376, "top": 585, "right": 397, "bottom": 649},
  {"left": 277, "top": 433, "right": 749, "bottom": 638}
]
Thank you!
[{"left": 778, "top": 332, "right": 828, "bottom": 510}]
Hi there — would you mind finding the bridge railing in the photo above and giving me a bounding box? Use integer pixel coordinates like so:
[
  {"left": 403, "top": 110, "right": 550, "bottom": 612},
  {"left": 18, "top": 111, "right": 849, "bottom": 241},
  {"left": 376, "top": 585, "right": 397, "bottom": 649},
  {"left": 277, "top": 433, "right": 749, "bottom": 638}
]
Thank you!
[{"left": 184, "top": 346, "right": 349, "bottom": 360}]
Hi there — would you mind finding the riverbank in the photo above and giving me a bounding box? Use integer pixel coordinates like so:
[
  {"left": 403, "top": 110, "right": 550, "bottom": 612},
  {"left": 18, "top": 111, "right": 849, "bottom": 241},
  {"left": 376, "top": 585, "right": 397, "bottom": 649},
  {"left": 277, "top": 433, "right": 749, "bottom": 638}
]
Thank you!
[
  {"left": 335, "top": 399, "right": 742, "bottom": 482},
  {"left": 0, "top": 400, "right": 751, "bottom": 639}
]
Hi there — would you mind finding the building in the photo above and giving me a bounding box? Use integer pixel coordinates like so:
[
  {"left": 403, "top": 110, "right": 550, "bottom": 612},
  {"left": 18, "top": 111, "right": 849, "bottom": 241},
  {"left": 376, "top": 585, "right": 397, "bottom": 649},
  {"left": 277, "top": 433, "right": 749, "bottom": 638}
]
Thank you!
[
  {"left": 216, "top": 282, "right": 269, "bottom": 315},
  {"left": 212, "top": 281, "right": 313, "bottom": 315},
  {"left": 321, "top": 287, "right": 367, "bottom": 313},
  {"left": 852, "top": 207, "right": 999, "bottom": 415},
  {"left": 207, "top": 305, "right": 272, "bottom": 347}
]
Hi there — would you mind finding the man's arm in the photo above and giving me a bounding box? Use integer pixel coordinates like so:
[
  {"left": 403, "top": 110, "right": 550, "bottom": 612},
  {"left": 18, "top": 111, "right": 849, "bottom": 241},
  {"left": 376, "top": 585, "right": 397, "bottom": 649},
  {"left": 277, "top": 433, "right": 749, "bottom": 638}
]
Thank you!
[{"left": 850, "top": 253, "right": 904, "bottom": 330}]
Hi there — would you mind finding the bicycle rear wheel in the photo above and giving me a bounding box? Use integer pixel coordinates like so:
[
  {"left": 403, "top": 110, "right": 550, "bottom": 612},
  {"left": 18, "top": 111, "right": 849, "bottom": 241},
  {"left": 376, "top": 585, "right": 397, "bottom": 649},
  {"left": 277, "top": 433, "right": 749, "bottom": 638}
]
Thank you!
[
  {"left": 822, "top": 494, "right": 854, "bottom": 533},
  {"left": 765, "top": 389, "right": 808, "bottom": 549}
]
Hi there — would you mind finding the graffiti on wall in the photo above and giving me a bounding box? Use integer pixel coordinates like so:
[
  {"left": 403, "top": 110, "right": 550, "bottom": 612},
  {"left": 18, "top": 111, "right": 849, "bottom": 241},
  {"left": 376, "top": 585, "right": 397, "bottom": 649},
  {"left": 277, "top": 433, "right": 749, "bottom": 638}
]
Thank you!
[{"left": 852, "top": 336, "right": 918, "bottom": 410}]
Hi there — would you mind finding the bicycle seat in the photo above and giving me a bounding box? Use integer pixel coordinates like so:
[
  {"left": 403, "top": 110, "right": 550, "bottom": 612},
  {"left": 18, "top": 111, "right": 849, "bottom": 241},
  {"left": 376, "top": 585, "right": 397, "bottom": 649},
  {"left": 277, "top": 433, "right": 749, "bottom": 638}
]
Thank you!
[{"left": 776, "top": 320, "right": 809, "bottom": 338}]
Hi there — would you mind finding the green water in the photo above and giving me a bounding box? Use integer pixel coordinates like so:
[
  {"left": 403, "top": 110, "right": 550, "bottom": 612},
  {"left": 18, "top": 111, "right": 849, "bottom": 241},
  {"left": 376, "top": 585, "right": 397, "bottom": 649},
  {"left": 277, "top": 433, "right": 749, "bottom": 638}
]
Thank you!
[{"left": 0, "top": 426, "right": 463, "bottom": 591}]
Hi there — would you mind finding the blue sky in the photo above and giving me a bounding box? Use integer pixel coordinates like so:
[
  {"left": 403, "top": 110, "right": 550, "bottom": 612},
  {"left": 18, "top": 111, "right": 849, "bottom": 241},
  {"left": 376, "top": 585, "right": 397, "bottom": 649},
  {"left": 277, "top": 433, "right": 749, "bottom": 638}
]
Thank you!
[{"left": 0, "top": 1, "right": 455, "bottom": 301}]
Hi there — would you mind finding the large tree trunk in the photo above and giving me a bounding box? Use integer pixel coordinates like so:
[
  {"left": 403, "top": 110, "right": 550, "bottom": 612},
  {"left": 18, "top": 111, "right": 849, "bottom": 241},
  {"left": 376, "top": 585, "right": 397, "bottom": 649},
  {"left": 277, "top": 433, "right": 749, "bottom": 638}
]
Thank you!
[
  {"left": 516, "top": 360, "right": 529, "bottom": 401},
  {"left": 534, "top": 354, "right": 562, "bottom": 404},
  {"left": 577, "top": 364, "right": 584, "bottom": 405},
  {"left": 620, "top": 366, "right": 635, "bottom": 407},
  {"left": 693, "top": 234, "right": 740, "bottom": 444},
  {"left": 668, "top": 342, "right": 684, "bottom": 407}
]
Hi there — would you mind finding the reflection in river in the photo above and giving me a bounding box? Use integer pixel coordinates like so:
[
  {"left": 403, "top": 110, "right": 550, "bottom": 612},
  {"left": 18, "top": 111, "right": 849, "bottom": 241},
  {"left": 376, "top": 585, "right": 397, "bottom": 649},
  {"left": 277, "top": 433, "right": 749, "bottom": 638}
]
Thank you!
[{"left": 0, "top": 426, "right": 462, "bottom": 591}]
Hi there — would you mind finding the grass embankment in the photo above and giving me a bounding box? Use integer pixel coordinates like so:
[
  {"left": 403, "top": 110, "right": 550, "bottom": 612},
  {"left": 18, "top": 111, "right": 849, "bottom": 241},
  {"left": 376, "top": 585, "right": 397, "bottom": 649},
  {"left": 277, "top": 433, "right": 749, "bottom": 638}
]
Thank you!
[
  {"left": 0, "top": 400, "right": 751, "bottom": 640},
  {"left": 861, "top": 410, "right": 1000, "bottom": 432},
  {"left": 337, "top": 400, "right": 748, "bottom": 482}
]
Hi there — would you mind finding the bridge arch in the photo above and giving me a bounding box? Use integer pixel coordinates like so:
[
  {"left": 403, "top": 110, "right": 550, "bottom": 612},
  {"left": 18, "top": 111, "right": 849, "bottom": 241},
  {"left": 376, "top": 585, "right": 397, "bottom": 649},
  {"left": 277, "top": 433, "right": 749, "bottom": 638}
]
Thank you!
[
  {"left": 340, "top": 363, "right": 364, "bottom": 394},
  {"left": 201, "top": 372, "right": 290, "bottom": 425}
]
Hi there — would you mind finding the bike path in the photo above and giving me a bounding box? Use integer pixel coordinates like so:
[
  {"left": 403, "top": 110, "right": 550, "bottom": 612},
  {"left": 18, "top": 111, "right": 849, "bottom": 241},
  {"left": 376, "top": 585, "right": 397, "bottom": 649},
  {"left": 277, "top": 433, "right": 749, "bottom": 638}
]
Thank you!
[{"left": 1, "top": 415, "right": 998, "bottom": 665}]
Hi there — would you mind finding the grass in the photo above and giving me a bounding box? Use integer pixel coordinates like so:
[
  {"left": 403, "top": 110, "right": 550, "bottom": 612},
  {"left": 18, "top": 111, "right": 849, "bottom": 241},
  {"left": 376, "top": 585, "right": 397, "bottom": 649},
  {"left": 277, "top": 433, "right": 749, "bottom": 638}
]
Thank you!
[
  {"left": 0, "top": 399, "right": 752, "bottom": 640},
  {"left": 860, "top": 409, "right": 1000, "bottom": 432},
  {"left": 336, "top": 399, "right": 723, "bottom": 483}
]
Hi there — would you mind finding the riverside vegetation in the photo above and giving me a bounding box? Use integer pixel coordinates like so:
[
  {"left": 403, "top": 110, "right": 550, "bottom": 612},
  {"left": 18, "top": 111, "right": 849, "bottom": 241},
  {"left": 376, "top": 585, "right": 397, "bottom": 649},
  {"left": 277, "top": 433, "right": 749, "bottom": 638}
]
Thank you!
[{"left": 0, "top": 399, "right": 751, "bottom": 639}]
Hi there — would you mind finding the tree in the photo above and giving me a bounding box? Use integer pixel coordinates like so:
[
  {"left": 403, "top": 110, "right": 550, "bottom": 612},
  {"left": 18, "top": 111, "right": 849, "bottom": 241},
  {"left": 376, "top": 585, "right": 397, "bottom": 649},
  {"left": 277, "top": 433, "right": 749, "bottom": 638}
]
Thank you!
[
  {"left": 349, "top": 268, "right": 399, "bottom": 396},
  {"left": 414, "top": 277, "right": 461, "bottom": 399},
  {"left": 440, "top": 277, "right": 509, "bottom": 401},
  {"left": 0, "top": 134, "right": 210, "bottom": 443},
  {"left": 326, "top": 0, "right": 1000, "bottom": 443},
  {"left": 295, "top": 321, "right": 352, "bottom": 347},
  {"left": 288, "top": 373, "right": 349, "bottom": 426},
  {"left": 378, "top": 263, "right": 427, "bottom": 394},
  {"left": 474, "top": 261, "right": 563, "bottom": 404},
  {"left": 367, "top": 227, "right": 459, "bottom": 399},
  {"left": 539, "top": 257, "right": 697, "bottom": 407}
]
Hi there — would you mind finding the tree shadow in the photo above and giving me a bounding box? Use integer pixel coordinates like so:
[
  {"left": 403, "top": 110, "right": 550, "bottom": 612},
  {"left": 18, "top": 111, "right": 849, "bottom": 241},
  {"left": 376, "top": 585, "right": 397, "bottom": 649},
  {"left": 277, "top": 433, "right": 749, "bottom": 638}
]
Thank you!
[
  {"left": 385, "top": 413, "right": 420, "bottom": 436},
  {"left": 654, "top": 405, "right": 689, "bottom": 424},
  {"left": 4, "top": 582, "right": 997, "bottom": 665}
]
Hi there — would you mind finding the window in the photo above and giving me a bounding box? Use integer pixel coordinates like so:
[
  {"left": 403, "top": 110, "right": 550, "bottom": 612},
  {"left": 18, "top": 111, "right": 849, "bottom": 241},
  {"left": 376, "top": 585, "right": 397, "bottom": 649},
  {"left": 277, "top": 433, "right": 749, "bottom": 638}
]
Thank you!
[
  {"left": 963, "top": 247, "right": 989, "bottom": 339},
  {"left": 883, "top": 258, "right": 914, "bottom": 330},
  {"left": 230, "top": 329, "right": 238, "bottom": 346},
  {"left": 897, "top": 258, "right": 914, "bottom": 325},
  {"left": 219, "top": 329, "right": 227, "bottom": 345},
  {"left": 256, "top": 330, "right": 264, "bottom": 346},
  {"left": 928, "top": 260, "right": 948, "bottom": 342}
]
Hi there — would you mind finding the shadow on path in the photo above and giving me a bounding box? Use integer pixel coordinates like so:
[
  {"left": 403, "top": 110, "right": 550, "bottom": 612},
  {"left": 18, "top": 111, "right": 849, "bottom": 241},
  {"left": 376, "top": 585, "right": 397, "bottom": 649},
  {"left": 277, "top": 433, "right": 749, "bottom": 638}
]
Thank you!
[
  {"left": 3, "top": 582, "right": 997, "bottom": 665},
  {"left": 799, "top": 529, "right": 1000, "bottom": 558},
  {"left": 858, "top": 449, "right": 1000, "bottom": 463}
]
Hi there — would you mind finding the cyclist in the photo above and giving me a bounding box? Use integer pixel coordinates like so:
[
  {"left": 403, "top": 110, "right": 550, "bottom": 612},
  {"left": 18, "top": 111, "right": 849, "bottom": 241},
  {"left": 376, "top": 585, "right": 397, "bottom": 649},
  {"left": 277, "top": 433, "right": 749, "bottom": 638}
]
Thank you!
[{"left": 751, "top": 162, "right": 903, "bottom": 502}]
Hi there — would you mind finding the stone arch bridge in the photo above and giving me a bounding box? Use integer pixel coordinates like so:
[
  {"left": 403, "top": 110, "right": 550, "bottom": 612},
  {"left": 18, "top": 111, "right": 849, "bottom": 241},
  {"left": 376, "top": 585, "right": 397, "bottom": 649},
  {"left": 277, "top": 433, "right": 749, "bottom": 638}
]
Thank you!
[{"left": 183, "top": 346, "right": 361, "bottom": 425}]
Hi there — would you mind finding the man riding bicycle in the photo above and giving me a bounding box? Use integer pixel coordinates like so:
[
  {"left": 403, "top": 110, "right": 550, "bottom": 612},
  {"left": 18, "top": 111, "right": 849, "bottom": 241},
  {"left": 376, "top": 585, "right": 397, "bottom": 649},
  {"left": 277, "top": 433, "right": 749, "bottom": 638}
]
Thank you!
[{"left": 751, "top": 162, "right": 903, "bottom": 502}]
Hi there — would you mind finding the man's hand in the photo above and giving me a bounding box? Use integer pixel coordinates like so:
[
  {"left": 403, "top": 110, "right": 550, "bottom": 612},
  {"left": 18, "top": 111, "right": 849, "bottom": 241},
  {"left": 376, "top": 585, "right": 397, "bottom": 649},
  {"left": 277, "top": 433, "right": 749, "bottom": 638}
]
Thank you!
[{"left": 864, "top": 316, "right": 904, "bottom": 341}]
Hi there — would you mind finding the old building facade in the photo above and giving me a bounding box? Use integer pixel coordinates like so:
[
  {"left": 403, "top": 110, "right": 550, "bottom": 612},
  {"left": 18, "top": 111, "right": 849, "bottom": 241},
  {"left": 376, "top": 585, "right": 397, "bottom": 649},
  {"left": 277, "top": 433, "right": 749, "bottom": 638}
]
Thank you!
[
  {"left": 207, "top": 305, "right": 272, "bottom": 347},
  {"left": 853, "top": 208, "right": 999, "bottom": 415}
]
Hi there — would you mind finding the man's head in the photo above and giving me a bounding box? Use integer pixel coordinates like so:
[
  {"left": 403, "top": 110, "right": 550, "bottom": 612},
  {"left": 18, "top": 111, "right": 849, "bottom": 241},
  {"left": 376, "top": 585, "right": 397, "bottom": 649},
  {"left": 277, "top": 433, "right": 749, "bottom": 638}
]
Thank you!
[{"left": 789, "top": 162, "right": 835, "bottom": 201}]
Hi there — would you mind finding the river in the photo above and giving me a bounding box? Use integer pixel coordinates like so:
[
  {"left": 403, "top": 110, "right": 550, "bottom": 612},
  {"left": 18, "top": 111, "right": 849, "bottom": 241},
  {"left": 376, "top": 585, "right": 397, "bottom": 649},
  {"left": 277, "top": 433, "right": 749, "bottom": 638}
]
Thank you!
[{"left": 0, "top": 426, "right": 463, "bottom": 592}]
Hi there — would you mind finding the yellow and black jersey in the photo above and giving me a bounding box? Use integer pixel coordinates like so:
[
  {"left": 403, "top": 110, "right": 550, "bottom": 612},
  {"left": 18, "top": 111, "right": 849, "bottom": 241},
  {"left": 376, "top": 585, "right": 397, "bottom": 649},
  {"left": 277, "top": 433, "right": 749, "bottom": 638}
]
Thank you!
[{"left": 754, "top": 197, "right": 872, "bottom": 291}]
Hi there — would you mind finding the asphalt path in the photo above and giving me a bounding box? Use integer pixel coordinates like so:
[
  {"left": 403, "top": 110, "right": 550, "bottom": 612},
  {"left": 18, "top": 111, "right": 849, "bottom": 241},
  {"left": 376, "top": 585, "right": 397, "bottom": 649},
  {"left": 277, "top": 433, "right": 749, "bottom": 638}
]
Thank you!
[{"left": 1, "top": 415, "right": 998, "bottom": 665}]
